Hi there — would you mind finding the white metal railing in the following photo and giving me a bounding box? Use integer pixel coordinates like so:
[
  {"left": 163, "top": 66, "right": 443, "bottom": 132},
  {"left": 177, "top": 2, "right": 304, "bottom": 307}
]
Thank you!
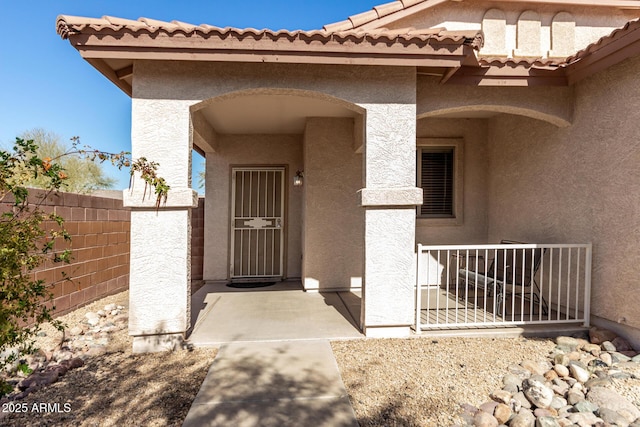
[{"left": 415, "top": 243, "right": 592, "bottom": 332}]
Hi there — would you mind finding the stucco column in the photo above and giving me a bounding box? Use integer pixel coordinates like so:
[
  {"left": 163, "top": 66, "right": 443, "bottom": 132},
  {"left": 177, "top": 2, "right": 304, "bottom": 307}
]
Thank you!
[
  {"left": 124, "top": 98, "right": 198, "bottom": 353},
  {"left": 359, "top": 103, "right": 422, "bottom": 338}
]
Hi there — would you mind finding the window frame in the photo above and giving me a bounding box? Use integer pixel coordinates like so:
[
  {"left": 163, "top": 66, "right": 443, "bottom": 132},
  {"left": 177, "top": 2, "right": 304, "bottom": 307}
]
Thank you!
[{"left": 416, "top": 138, "right": 464, "bottom": 226}]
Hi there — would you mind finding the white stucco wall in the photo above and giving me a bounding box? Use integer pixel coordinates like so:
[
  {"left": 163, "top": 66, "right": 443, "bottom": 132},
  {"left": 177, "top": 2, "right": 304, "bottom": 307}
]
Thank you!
[
  {"left": 302, "top": 118, "right": 363, "bottom": 291},
  {"left": 204, "top": 135, "right": 303, "bottom": 280},
  {"left": 415, "top": 117, "right": 489, "bottom": 245},
  {"left": 417, "top": 75, "right": 575, "bottom": 128},
  {"left": 134, "top": 60, "right": 424, "bottom": 337},
  {"left": 486, "top": 54, "right": 640, "bottom": 334}
]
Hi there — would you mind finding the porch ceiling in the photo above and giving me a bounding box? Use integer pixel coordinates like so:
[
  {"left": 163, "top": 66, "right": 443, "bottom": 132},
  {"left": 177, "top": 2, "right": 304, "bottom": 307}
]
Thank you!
[{"left": 199, "top": 94, "right": 359, "bottom": 134}]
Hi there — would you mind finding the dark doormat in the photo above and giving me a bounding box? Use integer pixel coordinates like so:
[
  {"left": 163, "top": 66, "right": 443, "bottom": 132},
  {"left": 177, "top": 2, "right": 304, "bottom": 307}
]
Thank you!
[{"left": 226, "top": 282, "right": 276, "bottom": 289}]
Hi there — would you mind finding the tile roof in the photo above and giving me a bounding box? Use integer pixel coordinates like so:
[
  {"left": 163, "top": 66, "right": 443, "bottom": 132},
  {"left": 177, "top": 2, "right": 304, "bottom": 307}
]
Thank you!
[
  {"left": 323, "top": 0, "right": 640, "bottom": 33},
  {"left": 323, "top": 0, "right": 437, "bottom": 32},
  {"left": 479, "top": 57, "right": 563, "bottom": 68},
  {"left": 565, "top": 17, "right": 640, "bottom": 65},
  {"left": 56, "top": 15, "right": 482, "bottom": 50}
]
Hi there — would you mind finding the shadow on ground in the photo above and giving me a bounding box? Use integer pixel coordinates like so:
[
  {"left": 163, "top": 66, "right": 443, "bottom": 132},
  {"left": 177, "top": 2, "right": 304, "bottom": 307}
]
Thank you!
[
  {"left": 183, "top": 340, "right": 358, "bottom": 427},
  {"left": 1, "top": 345, "right": 218, "bottom": 427}
]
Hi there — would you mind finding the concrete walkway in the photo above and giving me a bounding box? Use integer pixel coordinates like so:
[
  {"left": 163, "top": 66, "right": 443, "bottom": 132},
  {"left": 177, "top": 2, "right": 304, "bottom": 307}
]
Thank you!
[
  {"left": 182, "top": 282, "right": 361, "bottom": 426},
  {"left": 182, "top": 340, "right": 359, "bottom": 427}
]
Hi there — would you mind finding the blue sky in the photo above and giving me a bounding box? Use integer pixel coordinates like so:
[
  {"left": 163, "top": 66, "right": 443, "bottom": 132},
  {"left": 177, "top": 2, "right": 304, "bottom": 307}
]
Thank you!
[{"left": 0, "top": 0, "right": 382, "bottom": 190}]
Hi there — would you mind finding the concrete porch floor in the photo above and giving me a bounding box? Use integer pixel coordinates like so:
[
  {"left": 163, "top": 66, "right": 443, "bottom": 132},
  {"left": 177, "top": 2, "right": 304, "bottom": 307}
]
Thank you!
[{"left": 187, "top": 281, "right": 363, "bottom": 346}]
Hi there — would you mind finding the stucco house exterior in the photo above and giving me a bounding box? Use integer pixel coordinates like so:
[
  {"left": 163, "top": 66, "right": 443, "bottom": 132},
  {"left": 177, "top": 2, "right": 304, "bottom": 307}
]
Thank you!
[{"left": 57, "top": 0, "right": 640, "bottom": 352}]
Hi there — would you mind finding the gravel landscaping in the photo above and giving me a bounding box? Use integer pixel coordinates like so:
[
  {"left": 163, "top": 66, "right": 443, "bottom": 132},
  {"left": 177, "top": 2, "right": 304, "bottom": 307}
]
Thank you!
[{"left": 1, "top": 290, "right": 639, "bottom": 426}]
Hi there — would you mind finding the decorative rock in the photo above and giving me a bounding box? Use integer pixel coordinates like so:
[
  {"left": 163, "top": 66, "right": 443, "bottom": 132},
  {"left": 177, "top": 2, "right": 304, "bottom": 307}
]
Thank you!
[
  {"left": 509, "top": 398, "right": 522, "bottom": 413},
  {"left": 581, "top": 343, "right": 601, "bottom": 355},
  {"left": 567, "top": 391, "right": 585, "bottom": 405},
  {"left": 567, "top": 351, "right": 581, "bottom": 361},
  {"left": 598, "top": 407, "right": 631, "bottom": 427},
  {"left": 553, "top": 364, "right": 569, "bottom": 377},
  {"left": 491, "top": 389, "right": 512, "bottom": 404},
  {"left": 17, "top": 370, "right": 58, "bottom": 391},
  {"left": 567, "top": 411, "right": 604, "bottom": 426},
  {"left": 104, "top": 303, "right": 117, "bottom": 312},
  {"left": 585, "top": 377, "right": 611, "bottom": 388},
  {"left": 554, "top": 354, "right": 570, "bottom": 366},
  {"left": 589, "top": 326, "right": 617, "bottom": 345},
  {"left": 612, "top": 336, "right": 633, "bottom": 352},
  {"left": 473, "top": 410, "right": 499, "bottom": 427},
  {"left": 557, "top": 405, "right": 573, "bottom": 418},
  {"left": 514, "top": 391, "right": 533, "bottom": 409},
  {"left": 110, "top": 309, "right": 119, "bottom": 316},
  {"left": 480, "top": 400, "right": 499, "bottom": 415},
  {"left": 573, "top": 399, "right": 598, "bottom": 413},
  {"left": 509, "top": 411, "right": 536, "bottom": 427},
  {"left": 533, "top": 407, "right": 557, "bottom": 418},
  {"left": 52, "top": 349, "right": 73, "bottom": 362},
  {"left": 600, "top": 352, "right": 613, "bottom": 366},
  {"left": 588, "top": 358, "right": 608, "bottom": 370},
  {"left": 96, "top": 310, "right": 106, "bottom": 317},
  {"left": 587, "top": 387, "right": 640, "bottom": 422},
  {"left": 550, "top": 396, "right": 567, "bottom": 410},
  {"left": 493, "top": 403, "right": 512, "bottom": 424},
  {"left": 509, "top": 365, "right": 533, "bottom": 380},
  {"left": 503, "top": 382, "right": 520, "bottom": 394},
  {"left": 504, "top": 373, "right": 523, "bottom": 387},
  {"left": 611, "top": 352, "right": 632, "bottom": 363},
  {"left": 602, "top": 341, "right": 617, "bottom": 352},
  {"left": 631, "top": 354, "right": 640, "bottom": 363},
  {"left": 535, "top": 416, "right": 560, "bottom": 427},
  {"left": 556, "top": 336, "right": 580, "bottom": 351},
  {"left": 551, "top": 384, "right": 569, "bottom": 397},
  {"left": 523, "top": 379, "right": 554, "bottom": 409},
  {"left": 610, "top": 371, "right": 632, "bottom": 379},
  {"left": 568, "top": 362, "right": 590, "bottom": 383},
  {"left": 544, "top": 370, "right": 558, "bottom": 381},
  {"left": 85, "top": 312, "right": 101, "bottom": 327},
  {"left": 522, "top": 360, "right": 548, "bottom": 376},
  {"left": 556, "top": 418, "right": 574, "bottom": 427},
  {"left": 530, "top": 374, "right": 547, "bottom": 384}
]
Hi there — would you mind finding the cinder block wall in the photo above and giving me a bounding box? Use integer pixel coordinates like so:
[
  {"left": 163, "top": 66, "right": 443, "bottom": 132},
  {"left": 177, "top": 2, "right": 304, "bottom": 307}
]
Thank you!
[
  {"left": 0, "top": 189, "right": 132, "bottom": 316},
  {"left": 191, "top": 197, "right": 205, "bottom": 283},
  {"left": 2, "top": 189, "right": 207, "bottom": 316}
]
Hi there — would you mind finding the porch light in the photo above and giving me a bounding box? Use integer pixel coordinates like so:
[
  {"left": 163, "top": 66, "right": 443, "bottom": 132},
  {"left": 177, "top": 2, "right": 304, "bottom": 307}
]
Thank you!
[{"left": 293, "top": 170, "right": 304, "bottom": 186}]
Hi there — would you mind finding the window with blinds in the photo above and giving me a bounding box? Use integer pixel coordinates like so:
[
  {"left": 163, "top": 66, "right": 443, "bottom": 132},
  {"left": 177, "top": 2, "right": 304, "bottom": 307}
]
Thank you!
[{"left": 419, "top": 148, "right": 454, "bottom": 217}]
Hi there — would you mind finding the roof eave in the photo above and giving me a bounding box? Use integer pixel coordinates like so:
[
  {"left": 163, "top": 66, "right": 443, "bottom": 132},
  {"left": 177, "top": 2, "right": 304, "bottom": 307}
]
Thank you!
[{"left": 564, "top": 22, "right": 640, "bottom": 84}]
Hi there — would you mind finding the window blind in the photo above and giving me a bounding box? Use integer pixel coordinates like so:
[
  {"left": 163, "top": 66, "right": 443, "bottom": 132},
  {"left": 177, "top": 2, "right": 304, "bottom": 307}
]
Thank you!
[{"left": 420, "top": 149, "right": 454, "bottom": 216}]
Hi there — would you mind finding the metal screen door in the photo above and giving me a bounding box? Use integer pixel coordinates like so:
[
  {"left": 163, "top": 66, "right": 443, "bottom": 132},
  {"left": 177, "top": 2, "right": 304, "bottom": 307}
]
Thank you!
[{"left": 230, "top": 167, "right": 285, "bottom": 280}]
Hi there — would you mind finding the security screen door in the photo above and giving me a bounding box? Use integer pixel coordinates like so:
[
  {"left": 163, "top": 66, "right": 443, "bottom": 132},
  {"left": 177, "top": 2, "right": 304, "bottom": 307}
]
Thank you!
[{"left": 230, "top": 167, "right": 285, "bottom": 280}]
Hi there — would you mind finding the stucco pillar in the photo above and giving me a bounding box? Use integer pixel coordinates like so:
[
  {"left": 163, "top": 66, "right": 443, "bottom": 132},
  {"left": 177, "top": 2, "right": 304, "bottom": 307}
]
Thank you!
[
  {"left": 360, "top": 103, "right": 422, "bottom": 338},
  {"left": 124, "top": 98, "right": 198, "bottom": 353}
]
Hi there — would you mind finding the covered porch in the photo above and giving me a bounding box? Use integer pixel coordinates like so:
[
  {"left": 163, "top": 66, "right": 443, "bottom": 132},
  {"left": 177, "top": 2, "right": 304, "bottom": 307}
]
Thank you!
[{"left": 187, "top": 281, "right": 363, "bottom": 345}]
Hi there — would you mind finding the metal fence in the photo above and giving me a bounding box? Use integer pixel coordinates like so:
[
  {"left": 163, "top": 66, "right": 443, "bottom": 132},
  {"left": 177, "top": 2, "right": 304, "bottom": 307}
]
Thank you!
[{"left": 415, "top": 243, "right": 592, "bottom": 332}]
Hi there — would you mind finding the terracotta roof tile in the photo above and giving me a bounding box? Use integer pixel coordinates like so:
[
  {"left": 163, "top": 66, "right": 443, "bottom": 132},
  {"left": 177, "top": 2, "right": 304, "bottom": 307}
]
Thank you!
[
  {"left": 565, "top": 17, "right": 640, "bottom": 64},
  {"left": 374, "top": 2, "right": 406, "bottom": 18},
  {"left": 56, "top": 15, "right": 482, "bottom": 50},
  {"left": 323, "top": 0, "right": 432, "bottom": 32},
  {"left": 479, "top": 57, "right": 563, "bottom": 68}
]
